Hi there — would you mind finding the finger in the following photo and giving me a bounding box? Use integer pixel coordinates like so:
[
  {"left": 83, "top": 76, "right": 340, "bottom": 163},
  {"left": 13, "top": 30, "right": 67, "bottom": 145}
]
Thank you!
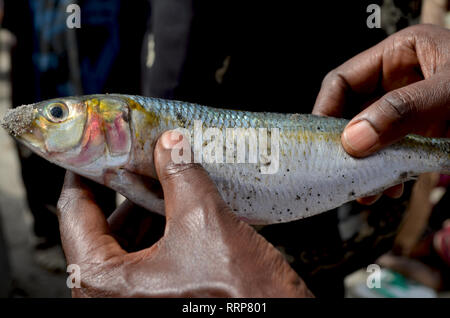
[
  {"left": 341, "top": 74, "right": 450, "bottom": 157},
  {"left": 443, "top": 219, "right": 450, "bottom": 229},
  {"left": 57, "top": 171, "right": 125, "bottom": 264},
  {"left": 312, "top": 27, "right": 425, "bottom": 117},
  {"left": 383, "top": 183, "right": 404, "bottom": 199},
  {"left": 312, "top": 42, "right": 385, "bottom": 117},
  {"left": 356, "top": 183, "right": 404, "bottom": 205},
  {"left": 108, "top": 200, "right": 165, "bottom": 251},
  {"left": 312, "top": 69, "right": 351, "bottom": 117},
  {"left": 356, "top": 193, "right": 382, "bottom": 205},
  {"left": 153, "top": 130, "right": 230, "bottom": 222},
  {"left": 108, "top": 199, "right": 135, "bottom": 229},
  {"left": 433, "top": 226, "right": 450, "bottom": 265}
]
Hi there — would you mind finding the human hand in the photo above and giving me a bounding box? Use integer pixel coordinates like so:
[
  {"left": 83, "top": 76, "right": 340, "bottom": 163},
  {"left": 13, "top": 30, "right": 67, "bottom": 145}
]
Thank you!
[
  {"left": 57, "top": 130, "right": 313, "bottom": 298},
  {"left": 313, "top": 24, "right": 450, "bottom": 204}
]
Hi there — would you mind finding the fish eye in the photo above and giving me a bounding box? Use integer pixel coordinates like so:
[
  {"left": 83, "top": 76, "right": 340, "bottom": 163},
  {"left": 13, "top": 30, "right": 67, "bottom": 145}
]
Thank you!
[{"left": 46, "top": 102, "right": 69, "bottom": 123}]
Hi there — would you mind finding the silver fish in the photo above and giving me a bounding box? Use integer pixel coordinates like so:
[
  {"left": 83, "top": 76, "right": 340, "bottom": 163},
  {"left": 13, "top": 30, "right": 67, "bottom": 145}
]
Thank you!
[{"left": 2, "top": 94, "right": 449, "bottom": 224}]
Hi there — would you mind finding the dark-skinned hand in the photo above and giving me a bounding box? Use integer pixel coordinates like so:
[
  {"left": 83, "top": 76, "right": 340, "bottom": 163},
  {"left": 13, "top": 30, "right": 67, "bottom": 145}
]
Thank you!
[
  {"left": 313, "top": 24, "right": 450, "bottom": 205},
  {"left": 57, "top": 130, "right": 313, "bottom": 298}
]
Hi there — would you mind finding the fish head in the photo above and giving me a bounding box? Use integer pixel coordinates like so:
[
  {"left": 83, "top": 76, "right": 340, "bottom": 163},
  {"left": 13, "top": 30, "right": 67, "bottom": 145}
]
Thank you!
[{"left": 1, "top": 95, "right": 132, "bottom": 176}]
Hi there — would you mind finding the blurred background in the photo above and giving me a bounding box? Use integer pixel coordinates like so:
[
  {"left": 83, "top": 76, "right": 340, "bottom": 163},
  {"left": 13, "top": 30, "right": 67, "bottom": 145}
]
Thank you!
[{"left": 0, "top": 0, "right": 449, "bottom": 298}]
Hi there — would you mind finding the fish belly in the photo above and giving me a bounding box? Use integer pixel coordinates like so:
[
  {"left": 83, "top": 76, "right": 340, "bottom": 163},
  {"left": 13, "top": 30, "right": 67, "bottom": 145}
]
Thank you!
[{"left": 203, "top": 131, "right": 439, "bottom": 224}]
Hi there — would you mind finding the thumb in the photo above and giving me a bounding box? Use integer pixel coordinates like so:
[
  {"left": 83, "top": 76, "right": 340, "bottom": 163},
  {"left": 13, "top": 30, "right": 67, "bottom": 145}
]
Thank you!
[
  {"left": 153, "top": 130, "right": 229, "bottom": 222},
  {"left": 341, "top": 74, "right": 450, "bottom": 157}
]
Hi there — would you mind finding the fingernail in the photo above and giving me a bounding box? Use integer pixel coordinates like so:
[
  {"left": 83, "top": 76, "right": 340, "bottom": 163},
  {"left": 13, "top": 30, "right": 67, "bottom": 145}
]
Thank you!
[
  {"left": 343, "top": 120, "right": 378, "bottom": 154},
  {"left": 160, "top": 130, "right": 183, "bottom": 150}
]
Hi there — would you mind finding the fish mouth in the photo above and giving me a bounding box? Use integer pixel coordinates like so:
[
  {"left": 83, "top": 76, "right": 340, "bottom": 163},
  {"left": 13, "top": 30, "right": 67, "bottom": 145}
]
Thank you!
[
  {"left": 1, "top": 104, "right": 48, "bottom": 154},
  {"left": 1, "top": 104, "right": 36, "bottom": 137},
  {"left": 2, "top": 106, "right": 74, "bottom": 170}
]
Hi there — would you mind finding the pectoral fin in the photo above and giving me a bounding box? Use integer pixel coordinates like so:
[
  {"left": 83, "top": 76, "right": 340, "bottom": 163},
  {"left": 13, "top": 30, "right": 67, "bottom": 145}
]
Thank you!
[{"left": 103, "top": 169, "right": 165, "bottom": 216}]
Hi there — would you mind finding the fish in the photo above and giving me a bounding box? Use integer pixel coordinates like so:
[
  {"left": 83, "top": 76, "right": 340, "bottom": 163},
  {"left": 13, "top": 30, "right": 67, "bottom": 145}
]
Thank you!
[{"left": 1, "top": 94, "right": 449, "bottom": 224}]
